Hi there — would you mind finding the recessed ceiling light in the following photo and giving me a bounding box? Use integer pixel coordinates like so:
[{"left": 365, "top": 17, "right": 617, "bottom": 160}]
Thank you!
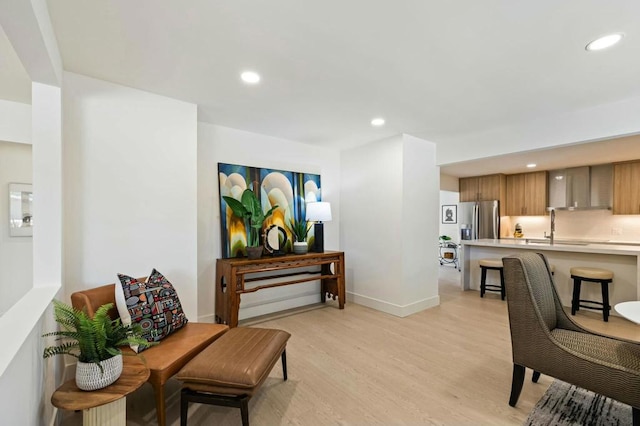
[
  {"left": 240, "top": 71, "right": 260, "bottom": 84},
  {"left": 585, "top": 33, "right": 624, "bottom": 51},
  {"left": 526, "top": 163, "right": 537, "bottom": 168},
  {"left": 371, "top": 118, "right": 385, "bottom": 126}
]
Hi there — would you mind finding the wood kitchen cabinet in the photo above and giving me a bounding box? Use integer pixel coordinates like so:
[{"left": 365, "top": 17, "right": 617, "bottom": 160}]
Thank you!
[
  {"left": 459, "top": 174, "right": 506, "bottom": 202},
  {"left": 613, "top": 160, "right": 640, "bottom": 214},
  {"left": 505, "top": 171, "right": 548, "bottom": 216}
]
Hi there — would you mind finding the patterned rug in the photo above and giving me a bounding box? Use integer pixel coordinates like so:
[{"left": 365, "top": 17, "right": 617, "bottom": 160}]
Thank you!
[{"left": 524, "top": 380, "right": 632, "bottom": 426}]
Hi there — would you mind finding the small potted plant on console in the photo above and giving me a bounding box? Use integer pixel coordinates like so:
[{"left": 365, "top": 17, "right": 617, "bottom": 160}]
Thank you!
[{"left": 287, "top": 218, "right": 312, "bottom": 254}]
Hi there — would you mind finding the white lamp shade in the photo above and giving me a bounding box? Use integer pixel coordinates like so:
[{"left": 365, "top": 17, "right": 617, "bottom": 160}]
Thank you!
[{"left": 306, "top": 202, "right": 332, "bottom": 222}]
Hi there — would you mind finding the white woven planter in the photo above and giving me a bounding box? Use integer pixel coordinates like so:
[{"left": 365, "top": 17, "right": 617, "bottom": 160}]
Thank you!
[{"left": 75, "top": 354, "right": 123, "bottom": 391}]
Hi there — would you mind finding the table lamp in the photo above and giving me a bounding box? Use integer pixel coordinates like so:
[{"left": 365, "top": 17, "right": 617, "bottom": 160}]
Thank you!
[{"left": 305, "top": 201, "right": 332, "bottom": 252}]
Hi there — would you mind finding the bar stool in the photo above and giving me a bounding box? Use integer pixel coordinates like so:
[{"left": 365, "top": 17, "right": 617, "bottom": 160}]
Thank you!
[
  {"left": 479, "top": 259, "right": 505, "bottom": 300},
  {"left": 570, "top": 266, "right": 614, "bottom": 322}
]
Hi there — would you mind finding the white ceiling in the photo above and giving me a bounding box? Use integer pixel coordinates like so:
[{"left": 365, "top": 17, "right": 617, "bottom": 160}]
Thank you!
[{"left": 4, "top": 1, "right": 640, "bottom": 176}]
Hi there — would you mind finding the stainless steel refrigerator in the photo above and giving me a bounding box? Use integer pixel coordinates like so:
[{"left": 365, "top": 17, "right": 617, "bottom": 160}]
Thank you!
[{"left": 459, "top": 200, "right": 500, "bottom": 240}]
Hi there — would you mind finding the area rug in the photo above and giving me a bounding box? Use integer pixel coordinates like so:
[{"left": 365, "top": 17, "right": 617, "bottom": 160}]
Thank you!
[{"left": 524, "top": 380, "right": 632, "bottom": 426}]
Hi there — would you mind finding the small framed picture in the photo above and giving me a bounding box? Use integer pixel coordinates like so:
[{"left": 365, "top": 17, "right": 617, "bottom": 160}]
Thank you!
[{"left": 441, "top": 205, "right": 457, "bottom": 224}]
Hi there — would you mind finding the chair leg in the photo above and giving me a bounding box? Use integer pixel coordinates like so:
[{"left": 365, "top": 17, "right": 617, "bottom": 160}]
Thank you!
[
  {"left": 480, "top": 267, "right": 487, "bottom": 297},
  {"left": 602, "top": 281, "right": 610, "bottom": 322},
  {"left": 571, "top": 278, "right": 581, "bottom": 315},
  {"left": 532, "top": 371, "right": 541, "bottom": 383},
  {"left": 281, "top": 350, "right": 288, "bottom": 381},
  {"left": 180, "top": 389, "right": 189, "bottom": 426},
  {"left": 499, "top": 268, "right": 506, "bottom": 300},
  {"left": 152, "top": 382, "right": 167, "bottom": 426},
  {"left": 633, "top": 407, "right": 640, "bottom": 426},
  {"left": 509, "top": 364, "right": 526, "bottom": 407}
]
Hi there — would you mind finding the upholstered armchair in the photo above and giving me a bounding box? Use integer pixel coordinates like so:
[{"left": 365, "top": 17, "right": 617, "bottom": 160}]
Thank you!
[{"left": 502, "top": 252, "right": 640, "bottom": 425}]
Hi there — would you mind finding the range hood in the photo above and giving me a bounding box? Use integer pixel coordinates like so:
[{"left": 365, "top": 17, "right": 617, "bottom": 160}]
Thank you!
[{"left": 547, "top": 164, "right": 612, "bottom": 210}]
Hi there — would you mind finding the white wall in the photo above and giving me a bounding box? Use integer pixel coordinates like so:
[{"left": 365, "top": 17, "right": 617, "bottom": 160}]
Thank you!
[
  {"left": 0, "top": 100, "right": 31, "bottom": 144},
  {"left": 63, "top": 72, "right": 199, "bottom": 318},
  {"left": 341, "top": 134, "right": 440, "bottom": 316},
  {"left": 197, "top": 123, "right": 341, "bottom": 321},
  {"left": 0, "top": 141, "right": 33, "bottom": 314}
]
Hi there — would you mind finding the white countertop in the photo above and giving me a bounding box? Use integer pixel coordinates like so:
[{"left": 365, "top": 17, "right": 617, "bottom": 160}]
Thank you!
[{"left": 461, "top": 239, "right": 640, "bottom": 256}]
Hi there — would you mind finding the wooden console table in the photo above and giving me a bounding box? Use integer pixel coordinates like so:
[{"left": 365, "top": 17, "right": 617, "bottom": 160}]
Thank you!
[{"left": 215, "top": 250, "right": 345, "bottom": 327}]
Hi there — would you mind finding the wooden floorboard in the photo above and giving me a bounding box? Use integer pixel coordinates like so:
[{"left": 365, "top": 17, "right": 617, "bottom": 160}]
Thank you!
[{"left": 60, "top": 265, "right": 640, "bottom": 425}]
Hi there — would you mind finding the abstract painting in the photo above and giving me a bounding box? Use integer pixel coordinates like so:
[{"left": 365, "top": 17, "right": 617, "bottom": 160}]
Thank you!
[{"left": 218, "top": 163, "right": 321, "bottom": 258}]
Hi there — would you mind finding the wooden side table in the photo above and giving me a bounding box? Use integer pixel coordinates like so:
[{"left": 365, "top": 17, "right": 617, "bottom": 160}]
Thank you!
[{"left": 52, "top": 355, "right": 149, "bottom": 426}]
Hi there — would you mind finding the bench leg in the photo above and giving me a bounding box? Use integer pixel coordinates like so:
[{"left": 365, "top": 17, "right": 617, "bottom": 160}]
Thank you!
[
  {"left": 282, "top": 350, "right": 288, "bottom": 381},
  {"left": 180, "top": 389, "right": 189, "bottom": 426},
  {"left": 181, "top": 388, "right": 251, "bottom": 426},
  {"left": 240, "top": 396, "right": 250, "bottom": 426}
]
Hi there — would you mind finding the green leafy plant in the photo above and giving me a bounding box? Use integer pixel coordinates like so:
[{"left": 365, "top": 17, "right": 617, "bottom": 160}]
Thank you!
[
  {"left": 287, "top": 218, "right": 311, "bottom": 242},
  {"left": 222, "top": 188, "right": 278, "bottom": 247},
  {"left": 439, "top": 235, "right": 452, "bottom": 241},
  {"left": 42, "top": 300, "right": 151, "bottom": 367}
]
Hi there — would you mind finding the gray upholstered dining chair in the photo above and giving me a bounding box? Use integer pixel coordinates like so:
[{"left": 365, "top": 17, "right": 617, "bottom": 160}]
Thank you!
[{"left": 502, "top": 252, "right": 640, "bottom": 425}]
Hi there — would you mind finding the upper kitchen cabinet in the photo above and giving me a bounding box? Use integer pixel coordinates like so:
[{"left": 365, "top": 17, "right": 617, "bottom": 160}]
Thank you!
[
  {"left": 505, "top": 171, "right": 548, "bottom": 216},
  {"left": 613, "top": 160, "right": 640, "bottom": 214},
  {"left": 459, "top": 174, "right": 506, "bottom": 202}
]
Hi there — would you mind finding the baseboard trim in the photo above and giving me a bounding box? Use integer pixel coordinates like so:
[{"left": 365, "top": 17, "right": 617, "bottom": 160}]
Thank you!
[{"left": 347, "top": 292, "right": 440, "bottom": 317}]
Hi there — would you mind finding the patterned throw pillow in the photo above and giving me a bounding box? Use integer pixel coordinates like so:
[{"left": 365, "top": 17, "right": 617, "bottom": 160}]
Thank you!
[{"left": 115, "top": 269, "right": 188, "bottom": 352}]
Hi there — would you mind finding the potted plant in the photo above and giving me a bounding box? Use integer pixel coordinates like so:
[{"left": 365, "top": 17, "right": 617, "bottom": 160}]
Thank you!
[
  {"left": 43, "top": 300, "right": 151, "bottom": 391},
  {"left": 223, "top": 188, "right": 278, "bottom": 259},
  {"left": 287, "top": 218, "right": 311, "bottom": 254}
]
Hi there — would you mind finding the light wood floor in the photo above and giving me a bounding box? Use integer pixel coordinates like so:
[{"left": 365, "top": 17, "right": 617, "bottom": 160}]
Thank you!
[{"left": 61, "top": 266, "right": 640, "bottom": 425}]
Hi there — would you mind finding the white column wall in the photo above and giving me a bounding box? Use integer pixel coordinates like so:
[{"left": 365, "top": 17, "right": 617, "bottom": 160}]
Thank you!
[
  {"left": 63, "top": 72, "right": 199, "bottom": 319},
  {"left": 340, "top": 135, "right": 406, "bottom": 310},
  {"left": 197, "top": 123, "right": 341, "bottom": 321},
  {"left": 341, "top": 134, "right": 440, "bottom": 316},
  {"left": 401, "top": 134, "right": 440, "bottom": 309},
  {"left": 0, "top": 2, "right": 62, "bottom": 422}
]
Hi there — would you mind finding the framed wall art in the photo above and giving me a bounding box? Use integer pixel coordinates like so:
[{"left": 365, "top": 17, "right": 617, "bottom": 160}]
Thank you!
[
  {"left": 441, "top": 204, "right": 457, "bottom": 224},
  {"left": 218, "top": 163, "right": 321, "bottom": 258}
]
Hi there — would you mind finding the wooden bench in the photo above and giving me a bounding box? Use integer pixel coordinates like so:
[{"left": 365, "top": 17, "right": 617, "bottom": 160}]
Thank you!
[
  {"left": 176, "top": 327, "right": 290, "bottom": 426},
  {"left": 71, "top": 283, "right": 229, "bottom": 426}
]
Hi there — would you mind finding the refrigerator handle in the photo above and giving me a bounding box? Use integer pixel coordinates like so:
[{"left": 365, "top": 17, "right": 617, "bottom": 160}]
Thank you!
[
  {"left": 472, "top": 203, "right": 479, "bottom": 239},
  {"left": 493, "top": 202, "right": 499, "bottom": 239}
]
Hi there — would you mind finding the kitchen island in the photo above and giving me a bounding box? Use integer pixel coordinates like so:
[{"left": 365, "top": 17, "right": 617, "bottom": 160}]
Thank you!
[{"left": 461, "top": 239, "right": 640, "bottom": 315}]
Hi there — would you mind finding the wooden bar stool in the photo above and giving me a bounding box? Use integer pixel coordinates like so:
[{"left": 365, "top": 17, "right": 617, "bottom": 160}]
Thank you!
[
  {"left": 570, "top": 267, "right": 614, "bottom": 321},
  {"left": 479, "top": 259, "right": 505, "bottom": 300}
]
